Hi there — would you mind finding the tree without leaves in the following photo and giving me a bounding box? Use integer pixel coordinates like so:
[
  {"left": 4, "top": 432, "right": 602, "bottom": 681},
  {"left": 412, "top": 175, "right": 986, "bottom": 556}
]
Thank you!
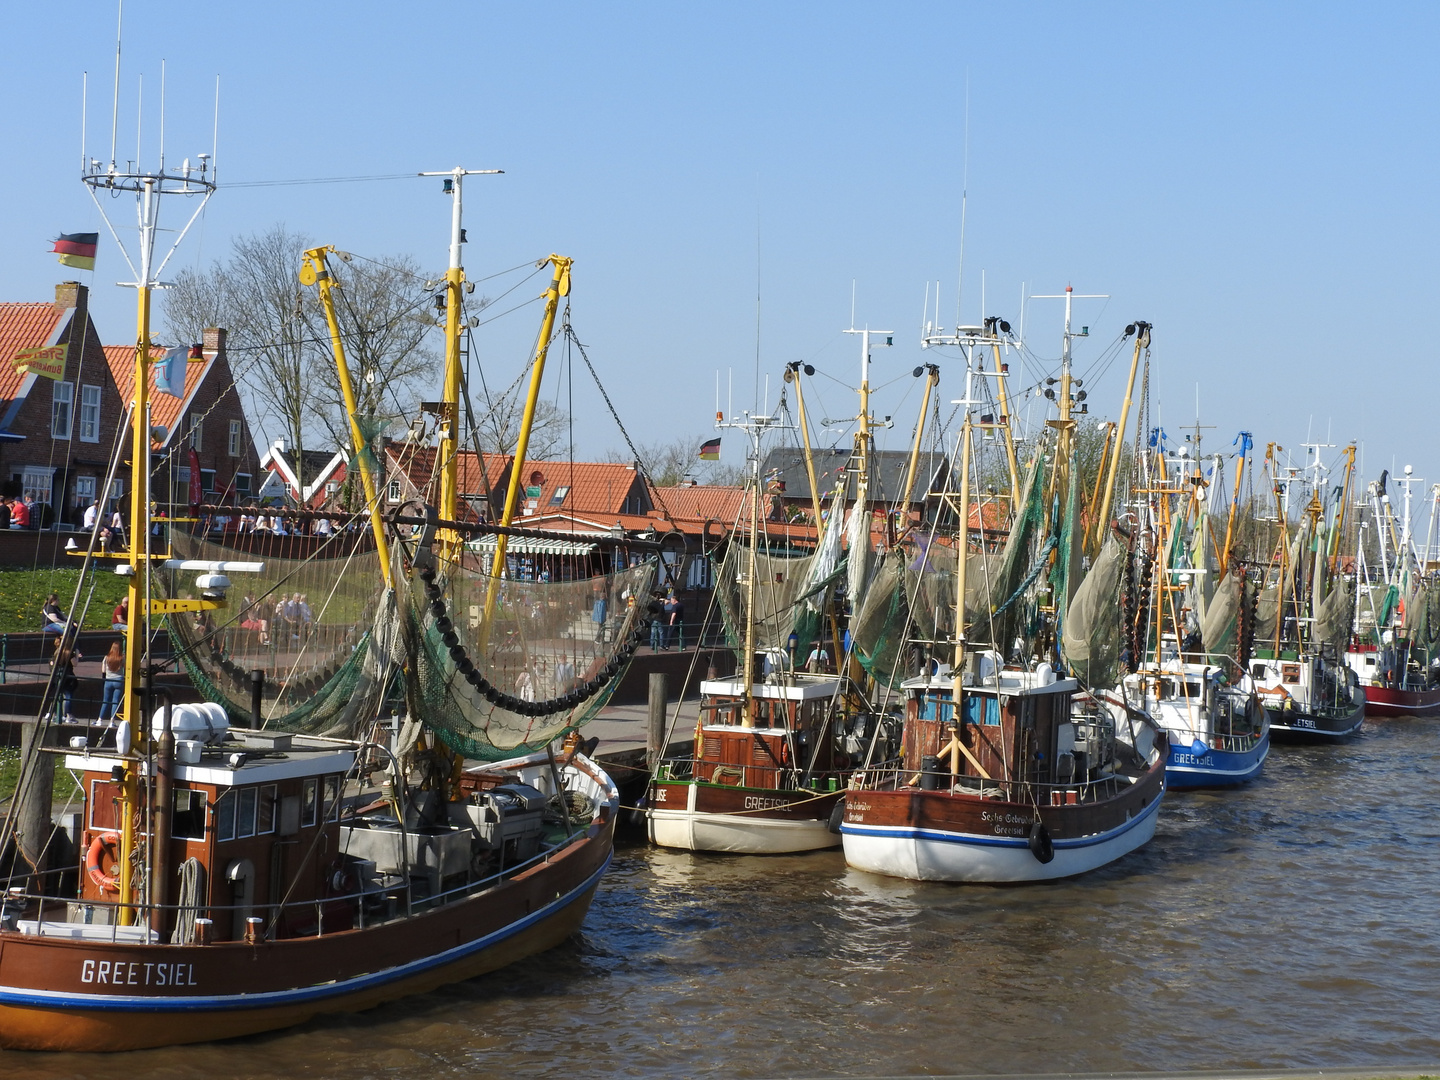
[
  {"left": 599, "top": 436, "right": 742, "bottom": 486},
  {"left": 301, "top": 252, "right": 439, "bottom": 450},
  {"left": 165, "top": 225, "right": 318, "bottom": 472}
]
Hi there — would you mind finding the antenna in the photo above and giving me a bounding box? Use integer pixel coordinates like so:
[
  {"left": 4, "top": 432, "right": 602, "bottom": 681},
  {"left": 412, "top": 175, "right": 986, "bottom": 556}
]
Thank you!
[
  {"left": 955, "top": 69, "right": 969, "bottom": 328},
  {"left": 850, "top": 280, "right": 856, "bottom": 330},
  {"left": 158, "top": 60, "right": 165, "bottom": 172},
  {"left": 754, "top": 187, "right": 761, "bottom": 413},
  {"left": 110, "top": 0, "right": 122, "bottom": 171}
]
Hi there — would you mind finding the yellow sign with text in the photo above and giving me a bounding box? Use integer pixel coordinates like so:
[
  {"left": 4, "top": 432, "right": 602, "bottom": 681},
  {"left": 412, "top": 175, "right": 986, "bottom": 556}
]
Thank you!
[{"left": 12, "top": 344, "right": 67, "bottom": 382}]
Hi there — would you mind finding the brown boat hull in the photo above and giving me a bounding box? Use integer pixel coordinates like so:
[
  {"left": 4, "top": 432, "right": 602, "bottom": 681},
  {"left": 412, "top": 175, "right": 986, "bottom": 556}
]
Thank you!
[{"left": 0, "top": 817, "right": 613, "bottom": 1052}]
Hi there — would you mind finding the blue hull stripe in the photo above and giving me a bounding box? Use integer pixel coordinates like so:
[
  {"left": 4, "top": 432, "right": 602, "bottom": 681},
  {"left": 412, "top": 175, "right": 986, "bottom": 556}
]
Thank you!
[
  {"left": 841, "top": 790, "right": 1162, "bottom": 849},
  {"left": 0, "top": 851, "right": 612, "bottom": 1013}
]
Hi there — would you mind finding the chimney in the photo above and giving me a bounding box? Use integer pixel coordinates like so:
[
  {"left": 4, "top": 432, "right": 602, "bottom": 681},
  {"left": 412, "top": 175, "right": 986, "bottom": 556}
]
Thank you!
[
  {"left": 202, "top": 327, "right": 227, "bottom": 356},
  {"left": 54, "top": 282, "right": 85, "bottom": 309}
]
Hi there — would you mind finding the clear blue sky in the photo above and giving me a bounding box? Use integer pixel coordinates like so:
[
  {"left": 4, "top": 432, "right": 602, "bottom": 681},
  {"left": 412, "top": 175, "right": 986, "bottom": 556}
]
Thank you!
[{"left": 2, "top": 2, "right": 1436, "bottom": 496}]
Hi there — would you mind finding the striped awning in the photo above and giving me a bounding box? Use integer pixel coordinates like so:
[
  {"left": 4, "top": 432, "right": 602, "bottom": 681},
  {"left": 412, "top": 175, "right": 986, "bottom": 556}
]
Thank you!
[{"left": 467, "top": 536, "right": 599, "bottom": 557}]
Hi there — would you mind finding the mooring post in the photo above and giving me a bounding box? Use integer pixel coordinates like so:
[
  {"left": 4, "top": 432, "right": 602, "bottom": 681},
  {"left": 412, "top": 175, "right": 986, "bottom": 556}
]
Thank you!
[{"left": 647, "top": 671, "right": 668, "bottom": 774}]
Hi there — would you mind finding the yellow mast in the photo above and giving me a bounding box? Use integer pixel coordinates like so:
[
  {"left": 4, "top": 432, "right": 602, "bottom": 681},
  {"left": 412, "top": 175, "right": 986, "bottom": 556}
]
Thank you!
[
  {"left": 299, "top": 247, "right": 393, "bottom": 587},
  {"left": 1092, "top": 321, "right": 1150, "bottom": 555},
  {"left": 785, "top": 362, "right": 825, "bottom": 527},
  {"left": 898, "top": 364, "right": 938, "bottom": 521},
  {"left": 483, "top": 256, "right": 572, "bottom": 629},
  {"left": 1219, "top": 432, "right": 1252, "bottom": 569},
  {"left": 1330, "top": 442, "right": 1357, "bottom": 563},
  {"left": 984, "top": 324, "right": 1022, "bottom": 508}
]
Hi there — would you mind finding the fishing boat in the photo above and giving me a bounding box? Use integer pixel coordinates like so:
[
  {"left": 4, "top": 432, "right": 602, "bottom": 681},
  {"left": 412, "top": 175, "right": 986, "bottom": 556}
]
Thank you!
[
  {"left": 0, "top": 153, "right": 643, "bottom": 1049},
  {"left": 645, "top": 333, "right": 898, "bottom": 854},
  {"left": 1248, "top": 444, "right": 1365, "bottom": 740},
  {"left": 1344, "top": 468, "right": 1440, "bottom": 717},
  {"left": 841, "top": 300, "right": 1168, "bottom": 882}
]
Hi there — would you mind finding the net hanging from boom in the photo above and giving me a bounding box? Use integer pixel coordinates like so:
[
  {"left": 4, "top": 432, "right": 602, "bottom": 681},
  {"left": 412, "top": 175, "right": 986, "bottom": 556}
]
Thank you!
[
  {"left": 160, "top": 528, "right": 395, "bottom": 735},
  {"left": 400, "top": 543, "right": 657, "bottom": 760}
]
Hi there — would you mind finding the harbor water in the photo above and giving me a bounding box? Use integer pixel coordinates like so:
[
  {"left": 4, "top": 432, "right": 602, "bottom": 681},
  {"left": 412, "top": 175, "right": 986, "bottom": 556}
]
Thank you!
[{"left": 8, "top": 718, "right": 1440, "bottom": 1079}]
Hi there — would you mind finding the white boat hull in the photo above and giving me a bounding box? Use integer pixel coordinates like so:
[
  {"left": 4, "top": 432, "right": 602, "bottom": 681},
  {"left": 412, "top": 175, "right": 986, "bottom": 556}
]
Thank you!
[
  {"left": 647, "top": 806, "right": 840, "bottom": 854},
  {"left": 841, "top": 793, "right": 1162, "bottom": 883}
]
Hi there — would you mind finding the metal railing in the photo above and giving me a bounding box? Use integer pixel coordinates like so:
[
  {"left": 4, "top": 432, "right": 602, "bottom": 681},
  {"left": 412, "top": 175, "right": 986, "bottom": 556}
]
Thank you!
[{"left": 0, "top": 820, "right": 594, "bottom": 948}]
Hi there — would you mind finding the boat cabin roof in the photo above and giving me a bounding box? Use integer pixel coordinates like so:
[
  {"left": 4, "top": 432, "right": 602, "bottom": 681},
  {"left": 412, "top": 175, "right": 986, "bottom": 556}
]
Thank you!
[
  {"left": 65, "top": 728, "right": 356, "bottom": 789},
  {"left": 901, "top": 669, "right": 1078, "bottom": 698},
  {"left": 700, "top": 677, "right": 836, "bottom": 701}
]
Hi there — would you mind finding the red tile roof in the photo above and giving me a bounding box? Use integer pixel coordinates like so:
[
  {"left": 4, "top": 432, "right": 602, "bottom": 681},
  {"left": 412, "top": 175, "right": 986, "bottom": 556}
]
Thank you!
[
  {"left": 104, "top": 344, "right": 210, "bottom": 442},
  {"left": 384, "top": 445, "right": 511, "bottom": 502},
  {"left": 651, "top": 484, "right": 748, "bottom": 525},
  {"left": 512, "top": 461, "right": 647, "bottom": 519},
  {"left": 0, "top": 302, "right": 68, "bottom": 410}
]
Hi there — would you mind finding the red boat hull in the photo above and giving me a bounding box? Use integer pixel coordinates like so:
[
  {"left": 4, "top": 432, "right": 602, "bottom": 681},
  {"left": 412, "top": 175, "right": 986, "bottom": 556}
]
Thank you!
[{"left": 1362, "top": 683, "right": 1440, "bottom": 718}]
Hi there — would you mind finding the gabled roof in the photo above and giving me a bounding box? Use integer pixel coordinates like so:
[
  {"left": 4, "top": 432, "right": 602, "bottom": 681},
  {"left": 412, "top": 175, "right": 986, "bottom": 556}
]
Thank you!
[
  {"left": 104, "top": 344, "right": 213, "bottom": 446},
  {"left": 259, "top": 442, "right": 347, "bottom": 503},
  {"left": 0, "top": 301, "right": 70, "bottom": 423},
  {"left": 384, "top": 445, "right": 510, "bottom": 517},
  {"left": 758, "top": 447, "right": 949, "bottom": 506},
  {"left": 651, "top": 484, "right": 748, "bottom": 525}
]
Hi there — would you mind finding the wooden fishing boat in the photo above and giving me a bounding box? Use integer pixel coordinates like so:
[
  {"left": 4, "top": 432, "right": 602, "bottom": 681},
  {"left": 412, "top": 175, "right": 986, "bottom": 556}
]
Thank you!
[
  {"left": 0, "top": 153, "right": 644, "bottom": 1049},
  {"left": 647, "top": 675, "right": 849, "bottom": 853},
  {"left": 841, "top": 662, "right": 1167, "bottom": 883},
  {"left": 0, "top": 732, "right": 615, "bottom": 1052},
  {"left": 843, "top": 304, "right": 1167, "bottom": 882}
]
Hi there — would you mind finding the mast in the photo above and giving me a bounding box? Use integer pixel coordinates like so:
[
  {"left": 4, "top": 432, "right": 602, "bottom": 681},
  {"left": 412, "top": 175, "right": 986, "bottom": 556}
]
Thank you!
[
  {"left": 951, "top": 364, "right": 978, "bottom": 729},
  {"left": 300, "top": 247, "right": 393, "bottom": 587},
  {"left": 1220, "top": 431, "right": 1252, "bottom": 569},
  {"left": 898, "top": 364, "right": 939, "bottom": 525},
  {"left": 984, "top": 323, "right": 1022, "bottom": 508},
  {"left": 715, "top": 408, "right": 785, "bottom": 724},
  {"left": 482, "top": 256, "right": 572, "bottom": 635},
  {"left": 784, "top": 362, "right": 825, "bottom": 527},
  {"left": 416, "top": 167, "right": 501, "bottom": 561},
  {"left": 1093, "top": 321, "right": 1150, "bottom": 555},
  {"left": 82, "top": 87, "right": 216, "bottom": 927}
]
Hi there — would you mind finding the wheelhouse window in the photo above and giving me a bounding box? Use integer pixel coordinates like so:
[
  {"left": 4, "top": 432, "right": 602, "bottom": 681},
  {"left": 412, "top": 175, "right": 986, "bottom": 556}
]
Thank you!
[
  {"left": 214, "top": 785, "right": 276, "bottom": 841},
  {"left": 174, "top": 789, "right": 207, "bottom": 840}
]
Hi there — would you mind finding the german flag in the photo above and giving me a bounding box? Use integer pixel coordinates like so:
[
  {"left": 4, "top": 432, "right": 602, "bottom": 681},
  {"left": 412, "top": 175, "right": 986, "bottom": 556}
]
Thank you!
[
  {"left": 52, "top": 232, "right": 99, "bottom": 272},
  {"left": 698, "top": 437, "right": 721, "bottom": 461}
]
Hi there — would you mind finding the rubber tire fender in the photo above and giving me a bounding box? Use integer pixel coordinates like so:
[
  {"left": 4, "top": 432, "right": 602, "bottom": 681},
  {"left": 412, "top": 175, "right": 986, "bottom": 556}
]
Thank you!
[
  {"left": 827, "top": 795, "right": 847, "bottom": 835},
  {"left": 1028, "top": 820, "right": 1055, "bottom": 864}
]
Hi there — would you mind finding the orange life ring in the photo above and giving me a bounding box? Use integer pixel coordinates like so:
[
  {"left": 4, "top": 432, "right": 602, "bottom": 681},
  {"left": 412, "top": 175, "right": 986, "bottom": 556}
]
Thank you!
[{"left": 85, "top": 831, "right": 121, "bottom": 894}]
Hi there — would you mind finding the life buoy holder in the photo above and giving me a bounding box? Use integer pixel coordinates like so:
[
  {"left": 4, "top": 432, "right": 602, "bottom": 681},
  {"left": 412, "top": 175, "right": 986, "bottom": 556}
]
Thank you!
[{"left": 85, "top": 831, "right": 121, "bottom": 894}]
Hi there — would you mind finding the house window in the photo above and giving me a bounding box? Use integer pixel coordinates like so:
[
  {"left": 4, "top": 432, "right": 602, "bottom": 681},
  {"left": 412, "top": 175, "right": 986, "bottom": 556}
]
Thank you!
[
  {"left": 21, "top": 467, "right": 54, "bottom": 507},
  {"left": 74, "top": 475, "right": 96, "bottom": 513},
  {"left": 200, "top": 469, "right": 217, "bottom": 493},
  {"left": 51, "top": 383, "right": 73, "bottom": 440},
  {"left": 79, "top": 385, "right": 101, "bottom": 443},
  {"left": 549, "top": 485, "right": 570, "bottom": 506},
  {"left": 235, "top": 472, "right": 252, "bottom": 497},
  {"left": 188, "top": 418, "right": 203, "bottom": 451},
  {"left": 228, "top": 419, "right": 242, "bottom": 457},
  {"left": 387, "top": 480, "right": 401, "bottom": 502}
]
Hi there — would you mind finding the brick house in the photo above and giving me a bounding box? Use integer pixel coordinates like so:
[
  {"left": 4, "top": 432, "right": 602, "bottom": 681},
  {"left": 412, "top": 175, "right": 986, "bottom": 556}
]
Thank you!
[
  {"left": 0, "top": 282, "right": 128, "bottom": 527},
  {"left": 104, "top": 327, "right": 262, "bottom": 511}
]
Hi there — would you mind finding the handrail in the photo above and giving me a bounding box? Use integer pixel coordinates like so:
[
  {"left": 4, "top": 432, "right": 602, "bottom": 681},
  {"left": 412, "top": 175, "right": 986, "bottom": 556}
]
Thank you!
[{"left": 0, "top": 818, "right": 599, "bottom": 944}]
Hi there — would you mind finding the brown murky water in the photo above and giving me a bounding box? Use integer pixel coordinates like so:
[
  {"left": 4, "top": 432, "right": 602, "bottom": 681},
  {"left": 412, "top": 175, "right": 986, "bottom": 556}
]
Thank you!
[{"left": 7, "top": 719, "right": 1440, "bottom": 1079}]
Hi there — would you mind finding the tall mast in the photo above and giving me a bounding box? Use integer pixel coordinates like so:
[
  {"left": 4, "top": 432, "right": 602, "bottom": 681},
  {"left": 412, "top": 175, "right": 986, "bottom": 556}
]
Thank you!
[
  {"left": 82, "top": 75, "right": 217, "bottom": 927},
  {"left": 1093, "top": 321, "right": 1150, "bottom": 555},
  {"left": 715, "top": 408, "right": 786, "bottom": 723},
  {"left": 417, "top": 166, "right": 501, "bottom": 561}
]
